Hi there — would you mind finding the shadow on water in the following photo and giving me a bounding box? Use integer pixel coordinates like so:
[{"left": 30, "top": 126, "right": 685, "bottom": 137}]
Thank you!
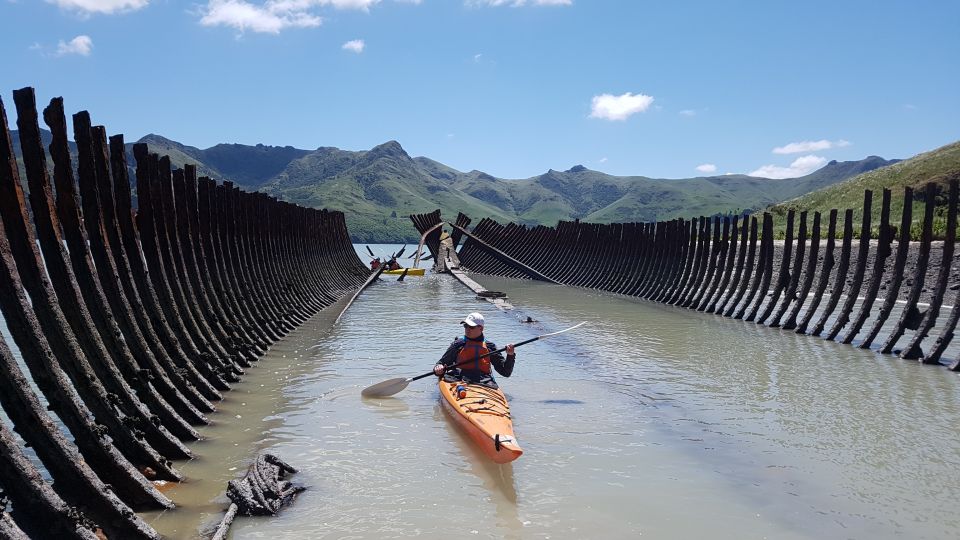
[{"left": 433, "top": 403, "right": 524, "bottom": 539}]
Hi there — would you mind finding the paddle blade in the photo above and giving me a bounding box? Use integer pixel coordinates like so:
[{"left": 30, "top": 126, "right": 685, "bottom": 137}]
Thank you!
[
  {"left": 397, "top": 268, "right": 409, "bottom": 282},
  {"left": 366, "top": 245, "right": 375, "bottom": 257},
  {"left": 361, "top": 377, "right": 411, "bottom": 398}
]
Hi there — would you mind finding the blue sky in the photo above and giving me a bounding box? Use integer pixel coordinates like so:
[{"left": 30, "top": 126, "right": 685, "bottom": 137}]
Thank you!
[{"left": 1, "top": 0, "right": 958, "bottom": 180}]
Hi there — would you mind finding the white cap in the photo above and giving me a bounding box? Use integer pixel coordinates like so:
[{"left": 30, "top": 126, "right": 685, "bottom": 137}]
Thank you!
[{"left": 461, "top": 312, "right": 485, "bottom": 327}]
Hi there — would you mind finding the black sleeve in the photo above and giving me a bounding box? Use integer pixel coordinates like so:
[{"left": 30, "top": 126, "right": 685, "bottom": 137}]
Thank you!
[
  {"left": 486, "top": 340, "right": 516, "bottom": 378},
  {"left": 437, "top": 340, "right": 462, "bottom": 367}
]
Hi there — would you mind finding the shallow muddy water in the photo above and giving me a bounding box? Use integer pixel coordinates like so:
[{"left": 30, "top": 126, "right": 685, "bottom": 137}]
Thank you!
[{"left": 4, "top": 245, "right": 960, "bottom": 539}]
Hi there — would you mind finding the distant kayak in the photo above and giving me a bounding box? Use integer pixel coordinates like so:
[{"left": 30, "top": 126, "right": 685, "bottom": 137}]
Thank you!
[
  {"left": 382, "top": 268, "right": 425, "bottom": 276},
  {"left": 438, "top": 380, "right": 522, "bottom": 464}
]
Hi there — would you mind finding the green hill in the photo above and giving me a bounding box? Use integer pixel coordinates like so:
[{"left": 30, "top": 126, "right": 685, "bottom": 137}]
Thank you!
[
  {"left": 769, "top": 141, "right": 960, "bottom": 239},
  {"left": 11, "top": 127, "right": 911, "bottom": 242}
]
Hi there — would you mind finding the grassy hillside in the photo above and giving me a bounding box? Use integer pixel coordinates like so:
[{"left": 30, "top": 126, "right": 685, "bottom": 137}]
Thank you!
[{"left": 769, "top": 141, "right": 960, "bottom": 239}]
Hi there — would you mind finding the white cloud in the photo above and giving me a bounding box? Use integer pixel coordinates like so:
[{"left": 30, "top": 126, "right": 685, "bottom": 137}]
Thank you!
[
  {"left": 589, "top": 92, "right": 654, "bottom": 121},
  {"left": 342, "top": 39, "right": 365, "bottom": 52},
  {"left": 467, "top": 0, "right": 571, "bottom": 6},
  {"left": 56, "top": 35, "right": 93, "bottom": 56},
  {"left": 48, "top": 0, "right": 148, "bottom": 14},
  {"left": 679, "top": 109, "right": 696, "bottom": 117},
  {"left": 474, "top": 53, "right": 483, "bottom": 62},
  {"left": 199, "top": 0, "right": 383, "bottom": 33},
  {"left": 696, "top": 163, "right": 716, "bottom": 173},
  {"left": 772, "top": 139, "right": 851, "bottom": 154},
  {"left": 749, "top": 155, "right": 827, "bottom": 179},
  {"left": 904, "top": 104, "right": 917, "bottom": 110},
  {"left": 598, "top": 157, "right": 608, "bottom": 163}
]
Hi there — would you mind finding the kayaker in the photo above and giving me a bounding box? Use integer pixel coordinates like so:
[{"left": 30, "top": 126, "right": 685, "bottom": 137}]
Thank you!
[
  {"left": 370, "top": 257, "right": 381, "bottom": 270},
  {"left": 433, "top": 312, "right": 515, "bottom": 389}
]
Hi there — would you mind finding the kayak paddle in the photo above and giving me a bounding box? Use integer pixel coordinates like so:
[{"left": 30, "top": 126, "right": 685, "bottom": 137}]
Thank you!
[{"left": 360, "top": 322, "right": 587, "bottom": 398}]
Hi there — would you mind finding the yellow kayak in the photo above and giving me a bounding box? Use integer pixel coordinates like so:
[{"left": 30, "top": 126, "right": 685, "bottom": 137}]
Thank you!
[{"left": 382, "top": 268, "right": 425, "bottom": 276}]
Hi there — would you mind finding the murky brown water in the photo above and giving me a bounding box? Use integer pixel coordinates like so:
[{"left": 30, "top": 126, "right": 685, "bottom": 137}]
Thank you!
[{"left": 5, "top": 244, "right": 960, "bottom": 539}]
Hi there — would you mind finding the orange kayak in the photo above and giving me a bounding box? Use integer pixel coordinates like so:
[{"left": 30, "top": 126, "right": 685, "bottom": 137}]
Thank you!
[{"left": 438, "top": 380, "right": 523, "bottom": 464}]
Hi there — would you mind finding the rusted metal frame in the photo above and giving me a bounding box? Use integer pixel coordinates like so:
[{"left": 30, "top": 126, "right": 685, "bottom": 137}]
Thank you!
[
  {"left": 554, "top": 222, "right": 585, "bottom": 283},
  {"left": 483, "top": 222, "right": 520, "bottom": 279},
  {"left": 685, "top": 216, "right": 719, "bottom": 307},
  {"left": 222, "top": 182, "right": 295, "bottom": 334},
  {"left": 409, "top": 210, "right": 443, "bottom": 259},
  {"left": 796, "top": 210, "right": 837, "bottom": 334},
  {"left": 35, "top": 100, "right": 199, "bottom": 452},
  {"left": 0, "top": 98, "right": 172, "bottom": 514},
  {"left": 927, "top": 186, "right": 960, "bottom": 366},
  {"left": 510, "top": 224, "right": 541, "bottom": 281},
  {"left": 111, "top": 150, "right": 221, "bottom": 407},
  {"left": 782, "top": 212, "right": 822, "bottom": 330},
  {"left": 676, "top": 217, "right": 710, "bottom": 307},
  {"left": 85, "top": 127, "right": 211, "bottom": 424},
  {"left": 825, "top": 192, "right": 874, "bottom": 340},
  {"left": 179, "top": 168, "right": 261, "bottom": 361},
  {"left": 688, "top": 216, "right": 723, "bottom": 308},
  {"left": 321, "top": 208, "right": 369, "bottom": 293},
  {"left": 227, "top": 187, "right": 294, "bottom": 338},
  {"left": 903, "top": 181, "right": 958, "bottom": 362},
  {"left": 638, "top": 222, "right": 668, "bottom": 297},
  {"left": 208, "top": 180, "right": 281, "bottom": 342},
  {"left": 0, "top": 334, "right": 158, "bottom": 538},
  {"left": 451, "top": 212, "right": 471, "bottom": 250},
  {"left": 241, "top": 192, "right": 309, "bottom": 326},
  {"left": 638, "top": 221, "right": 670, "bottom": 298},
  {"left": 583, "top": 223, "right": 612, "bottom": 289},
  {"left": 722, "top": 216, "right": 758, "bottom": 317},
  {"left": 603, "top": 223, "right": 636, "bottom": 294},
  {"left": 452, "top": 221, "right": 556, "bottom": 282},
  {"left": 665, "top": 218, "right": 700, "bottom": 304},
  {"left": 744, "top": 213, "right": 775, "bottom": 322},
  {"left": 640, "top": 221, "right": 673, "bottom": 298},
  {"left": 695, "top": 217, "right": 730, "bottom": 311},
  {"left": 756, "top": 210, "right": 795, "bottom": 324},
  {"left": 515, "top": 225, "right": 550, "bottom": 281},
  {"left": 247, "top": 193, "right": 312, "bottom": 321},
  {"left": 586, "top": 223, "right": 617, "bottom": 289},
  {"left": 490, "top": 222, "right": 527, "bottom": 280},
  {"left": 655, "top": 220, "right": 692, "bottom": 302},
  {"left": 770, "top": 211, "right": 808, "bottom": 327},
  {"left": 281, "top": 202, "right": 333, "bottom": 308},
  {"left": 0, "top": 507, "right": 28, "bottom": 540},
  {"left": 154, "top": 159, "right": 241, "bottom": 380},
  {"left": 731, "top": 217, "right": 764, "bottom": 319},
  {"left": 272, "top": 199, "right": 327, "bottom": 310},
  {"left": 463, "top": 219, "right": 496, "bottom": 273},
  {"left": 501, "top": 223, "right": 536, "bottom": 280},
  {"left": 610, "top": 222, "right": 643, "bottom": 295},
  {"left": 6, "top": 96, "right": 182, "bottom": 484},
  {"left": 134, "top": 148, "right": 233, "bottom": 391},
  {"left": 708, "top": 216, "right": 743, "bottom": 313},
  {"left": 673, "top": 217, "right": 708, "bottom": 305},
  {"left": 244, "top": 193, "right": 309, "bottom": 327},
  {"left": 603, "top": 222, "right": 634, "bottom": 294},
  {"left": 537, "top": 226, "right": 565, "bottom": 283},
  {"left": 264, "top": 197, "right": 321, "bottom": 312},
  {"left": 59, "top": 113, "right": 200, "bottom": 446},
  {"left": 563, "top": 223, "right": 597, "bottom": 285},
  {"left": 197, "top": 178, "right": 272, "bottom": 347},
  {"left": 83, "top": 122, "right": 202, "bottom": 444},
  {"left": 625, "top": 222, "right": 655, "bottom": 296},
  {"left": 314, "top": 208, "right": 367, "bottom": 295},
  {"left": 120, "top": 147, "right": 223, "bottom": 402},
  {"left": 0, "top": 340, "right": 104, "bottom": 540},
  {"left": 158, "top": 163, "right": 242, "bottom": 371},
  {"left": 885, "top": 183, "right": 937, "bottom": 356},
  {"left": 810, "top": 209, "right": 855, "bottom": 336},
  {"left": 841, "top": 191, "right": 893, "bottom": 343},
  {"left": 477, "top": 220, "right": 522, "bottom": 277},
  {"left": 539, "top": 220, "right": 574, "bottom": 279}
]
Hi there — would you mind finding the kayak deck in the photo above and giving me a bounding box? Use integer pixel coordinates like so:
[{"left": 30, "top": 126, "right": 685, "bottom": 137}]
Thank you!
[{"left": 438, "top": 380, "right": 522, "bottom": 464}]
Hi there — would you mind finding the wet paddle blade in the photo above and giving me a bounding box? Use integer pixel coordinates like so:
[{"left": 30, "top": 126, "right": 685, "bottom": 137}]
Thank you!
[
  {"left": 366, "top": 245, "right": 375, "bottom": 257},
  {"left": 361, "top": 377, "right": 411, "bottom": 398},
  {"left": 397, "top": 268, "right": 409, "bottom": 282}
]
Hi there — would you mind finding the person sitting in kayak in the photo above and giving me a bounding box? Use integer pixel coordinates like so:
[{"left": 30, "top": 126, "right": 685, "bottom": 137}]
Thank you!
[
  {"left": 370, "top": 257, "right": 381, "bottom": 270},
  {"left": 433, "top": 312, "right": 515, "bottom": 389},
  {"left": 387, "top": 257, "right": 401, "bottom": 270}
]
